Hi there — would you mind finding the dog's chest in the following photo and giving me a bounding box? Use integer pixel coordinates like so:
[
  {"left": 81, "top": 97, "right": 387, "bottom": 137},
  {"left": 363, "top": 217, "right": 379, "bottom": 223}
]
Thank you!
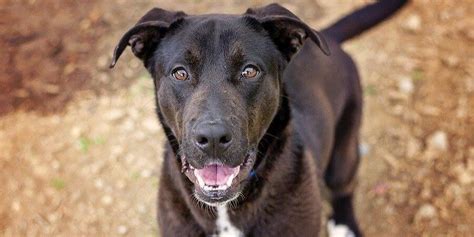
[{"left": 212, "top": 206, "right": 243, "bottom": 237}]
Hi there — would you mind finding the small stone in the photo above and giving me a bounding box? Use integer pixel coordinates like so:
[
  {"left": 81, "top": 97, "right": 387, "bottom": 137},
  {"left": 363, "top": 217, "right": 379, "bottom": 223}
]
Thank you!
[
  {"left": 12, "top": 200, "right": 21, "bottom": 212},
  {"left": 101, "top": 195, "right": 113, "bottom": 206},
  {"left": 442, "top": 55, "right": 460, "bottom": 67},
  {"left": 415, "top": 204, "right": 437, "bottom": 221},
  {"left": 143, "top": 117, "right": 160, "bottom": 133},
  {"left": 406, "top": 137, "right": 422, "bottom": 158},
  {"left": 97, "top": 72, "right": 110, "bottom": 83},
  {"left": 372, "top": 182, "right": 389, "bottom": 196},
  {"left": 71, "top": 126, "right": 82, "bottom": 138},
  {"left": 137, "top": 204, "right": 147, "bottom": 214},
  {"left": 94, "top": 178, "right": 104, "bottom": 189},
  {"left": 403, "top": 14, "right": 422, "bottom": 32},
  {"left": 33, "top": 165, "right": 49, "bottom": 177},
  {"left": 63, "top": 63, "right": 76, "bottom": 75},
  {"left": 97, "top": 55, "right": 109, "bottom": 68},
  {"left": 454, "top": 165, "right": 473, "bottom": 185},
  {"left": 121, "top": 119, "right": 135, "bottom": 132},
  {"left": 359, "top": 143, "right": 370, "bottom": 157},
  {"left": 116, "top": 180, "right": 126, "bottom": 190},
  {"left": 51, "top": 160, "right": 60, "bottom": 170},
  {"left": 47, "top": 213, "right": 59, "bottom": 223},
  {"left": 426, "top": 131, "right": 449, "bottom": 151},
  {"left": 117, "top": 225, "right": 129, "bottom": 235},
  {"left": 140, "top": 169, "right": 152, "bottom": 178},
  {"left": 104, "top": 109, "right": 125, "bottom": 121},
  {"left": 398, "top": 76, "right": 414, "bottom": 94}
]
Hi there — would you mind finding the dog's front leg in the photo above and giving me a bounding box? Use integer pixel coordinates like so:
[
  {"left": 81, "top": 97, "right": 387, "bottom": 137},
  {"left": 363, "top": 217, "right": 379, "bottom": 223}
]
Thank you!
[{"left": 157, "top": 185, "right": 207, "bottom": 237}]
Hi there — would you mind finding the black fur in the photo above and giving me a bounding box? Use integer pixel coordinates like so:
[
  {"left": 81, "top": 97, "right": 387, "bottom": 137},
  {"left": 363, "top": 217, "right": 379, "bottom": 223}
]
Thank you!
[{"left": 111, "top": 1, "right": 408, "bottom": 236}]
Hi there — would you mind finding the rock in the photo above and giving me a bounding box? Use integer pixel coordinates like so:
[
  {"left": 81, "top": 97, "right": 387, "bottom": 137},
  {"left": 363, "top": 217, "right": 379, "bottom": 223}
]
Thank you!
[
  {"left": 97, "top": 55, "right": 109, "bottom": 69},
  {"left": 47, "top": 213, "right": 59, "bottom": 223},
  {"left": 359, "top": 143, "right": 370, "bottom": 157},
  {"left": 63, "top": 63, "right": 76, "bottom": 75},
  {"left": 11, "top": 200, "right": 21, "bottom": 212},
  {"left": 426, "top": 131, "right": 449, "bottom": 151},
  {"left": 442, "top": 55, "right": 460, "bottom": 67},
  {"left": 415, "top": 204, "right": 437, "bottom": 221},
  {"left": 453, "top": 164, "right": 473, "bottom": 185},
  {"left": 140, "top": 169, "right": 152, "bottom": 178},
  {"left": 372, "top": 182, "right": 389, "bottom": 196},
  {"left": 97, "top": 72, "right": 110, "bottom": 83},
  {"left": 398, "top": 76, "right": 414, "bottom": 95},
  {"left": 143, "top": 117, "right": 160, "bottom": 133},
  {"left": 104, "top": 109, "right": 125, "bottom": 121},
  {"left": 116, "top": 180, "right": 126, "bottom": 190},
  {"left": 101, "top": 195, "right": 113, "bottom": 206},
  {"left": 137, "top": 204, "right": 147, "bottom": 214},
  {"left": 121, "top": 119, "right": 135, "bottom": 132},
  {"left": 117, "top": 225, "right": 129, "bottom": 235},
  {"left": 403, "top": 14, "right": 422, "bottom": 32},
  {"left": 51, "top": 160, "right": 60, "bottom": 170},
  {"left": 94, "top": 178, "right": 104, "bottom": 189},
  {"left": 406, "top": 137, "right": 422, "bottom": 158},
  {"left": 71, "top": 126, "right": 82, "bottom": 138}
]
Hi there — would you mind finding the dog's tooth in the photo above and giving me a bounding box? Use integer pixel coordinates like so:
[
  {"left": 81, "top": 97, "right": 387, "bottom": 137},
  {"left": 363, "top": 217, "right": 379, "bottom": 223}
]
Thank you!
[
  {"left": 194, "top": 171, "right": 205, "bottom": 188},
  {"left": 226, "top": 177, "right": 233, "bottom": 187},
  {"left": 226, "top": 173, "right": 237, "bottom": 187}
]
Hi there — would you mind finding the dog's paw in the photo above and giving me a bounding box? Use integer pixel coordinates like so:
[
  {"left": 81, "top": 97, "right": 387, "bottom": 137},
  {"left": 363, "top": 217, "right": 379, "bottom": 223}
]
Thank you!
[{"left": 327, "top": 219, "right": 355, "bottom": 237}]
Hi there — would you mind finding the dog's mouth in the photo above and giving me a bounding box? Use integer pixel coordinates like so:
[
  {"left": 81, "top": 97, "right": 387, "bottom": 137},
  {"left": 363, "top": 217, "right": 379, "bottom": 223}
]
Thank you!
[
  {"left": 194, "top": 164, "right": 240, "bottom": 191},
  {"left": 180, "top": 152, "right": 255, "bottom": 205}
]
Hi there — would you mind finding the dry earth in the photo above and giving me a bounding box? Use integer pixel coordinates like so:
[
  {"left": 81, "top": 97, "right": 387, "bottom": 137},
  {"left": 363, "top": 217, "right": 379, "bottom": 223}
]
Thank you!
[{"left": 1, "top": 0, "right": 473, "bottom": 236}]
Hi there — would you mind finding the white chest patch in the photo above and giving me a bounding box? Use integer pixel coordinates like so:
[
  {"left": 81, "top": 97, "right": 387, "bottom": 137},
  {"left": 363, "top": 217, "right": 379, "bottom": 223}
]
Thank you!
[
  {"left": 214, "top": 205, "right": 243, "bottom": 237},
  {"left": 327, "top": 219, "right": 355, "bottom": 237}
]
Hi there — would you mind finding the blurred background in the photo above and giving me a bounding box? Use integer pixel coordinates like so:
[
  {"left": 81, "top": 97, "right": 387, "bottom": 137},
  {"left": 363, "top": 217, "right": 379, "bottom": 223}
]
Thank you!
[{"left": 0, "top": 0, "right": 472, "bottom": 236}]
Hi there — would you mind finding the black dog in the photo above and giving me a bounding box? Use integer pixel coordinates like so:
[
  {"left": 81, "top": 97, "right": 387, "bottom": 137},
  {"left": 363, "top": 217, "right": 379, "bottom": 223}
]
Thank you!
[{"left": 111, "top": 1, "right": 407, "bottom": 236}]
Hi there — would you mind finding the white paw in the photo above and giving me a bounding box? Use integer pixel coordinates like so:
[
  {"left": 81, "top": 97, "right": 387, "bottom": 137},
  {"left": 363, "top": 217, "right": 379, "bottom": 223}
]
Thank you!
[{"left": 327, "top": 219, "right": 355, "bottom": 237}]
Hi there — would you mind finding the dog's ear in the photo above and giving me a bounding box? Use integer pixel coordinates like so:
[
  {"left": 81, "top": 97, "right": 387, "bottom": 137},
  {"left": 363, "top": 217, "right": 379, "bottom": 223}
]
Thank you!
[
  {"left": 245, "top": 3, "right": 330, "bottom": 60},
  {"left": 110, "top": 8, "right": 186, "bottom": 68}
]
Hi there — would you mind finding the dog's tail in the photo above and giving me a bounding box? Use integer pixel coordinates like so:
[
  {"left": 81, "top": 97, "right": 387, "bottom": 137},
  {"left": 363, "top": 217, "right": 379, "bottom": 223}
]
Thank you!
[{"left": 321, "top": 0, "right": 409, "bottom": 43}]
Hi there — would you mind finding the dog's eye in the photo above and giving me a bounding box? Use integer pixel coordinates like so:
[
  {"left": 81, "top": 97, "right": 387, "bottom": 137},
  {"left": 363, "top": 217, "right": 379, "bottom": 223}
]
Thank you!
[
  {"left": 172, "top": 67, "right": 188, "bottom": 81},
  {"left": 241, "top": 65, "right": 259, "bottom": 79}
]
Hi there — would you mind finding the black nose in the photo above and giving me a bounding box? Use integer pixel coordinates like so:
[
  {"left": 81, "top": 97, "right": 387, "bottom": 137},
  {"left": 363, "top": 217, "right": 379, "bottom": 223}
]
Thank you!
[{"left": 193, "top": 121, "right": 232, "bottom": 155}]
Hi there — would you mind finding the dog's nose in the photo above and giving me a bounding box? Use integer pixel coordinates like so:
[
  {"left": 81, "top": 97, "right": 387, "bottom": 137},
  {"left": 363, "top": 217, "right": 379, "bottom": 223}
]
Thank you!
[{"left": 193, "top": 121, "right": 232, "bottom": 155}]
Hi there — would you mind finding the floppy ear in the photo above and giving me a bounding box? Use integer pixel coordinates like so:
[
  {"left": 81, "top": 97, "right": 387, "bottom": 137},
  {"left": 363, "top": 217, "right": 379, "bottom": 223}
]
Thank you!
[
  {"left": 110, "top": 8, "right": 186, "bottom": 68},
  {"left": 245, "top": 3, "right": 330, "bottom": 60}
]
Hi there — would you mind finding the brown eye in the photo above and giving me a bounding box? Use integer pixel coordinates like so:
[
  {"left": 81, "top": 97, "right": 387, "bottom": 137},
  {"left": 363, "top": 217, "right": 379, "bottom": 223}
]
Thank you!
[
  {"left": 172, "top": 67, "right": 188, "bottom": 81},
  {"left": 241, "top": 65, "right": 259, "bottom": 79}
]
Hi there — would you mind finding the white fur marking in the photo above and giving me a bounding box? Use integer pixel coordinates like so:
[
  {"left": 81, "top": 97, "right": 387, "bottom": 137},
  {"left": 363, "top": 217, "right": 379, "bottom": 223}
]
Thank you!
[
  {"left": 214, "top": 205, "right": 243, "bottom": 237},
  {"left": 327, "top": 219, "right": 355, "bottom": 237}
]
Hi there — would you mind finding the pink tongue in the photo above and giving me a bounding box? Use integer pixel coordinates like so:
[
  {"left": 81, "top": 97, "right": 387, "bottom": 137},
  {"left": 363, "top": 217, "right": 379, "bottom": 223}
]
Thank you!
[{"left": 194, "top": 164, "right": 238, "bottom": 186}]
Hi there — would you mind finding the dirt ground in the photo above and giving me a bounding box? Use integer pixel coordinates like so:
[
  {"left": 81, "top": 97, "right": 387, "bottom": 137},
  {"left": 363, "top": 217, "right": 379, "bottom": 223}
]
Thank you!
[{"left": 1, "top": 0, "right": 473, "bottom": 236}]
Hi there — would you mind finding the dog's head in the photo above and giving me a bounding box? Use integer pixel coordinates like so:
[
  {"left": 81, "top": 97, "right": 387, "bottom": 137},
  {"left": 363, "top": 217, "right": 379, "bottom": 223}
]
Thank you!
[{"left": 111, "top": 4, "right": 329, "bottom": 205}]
